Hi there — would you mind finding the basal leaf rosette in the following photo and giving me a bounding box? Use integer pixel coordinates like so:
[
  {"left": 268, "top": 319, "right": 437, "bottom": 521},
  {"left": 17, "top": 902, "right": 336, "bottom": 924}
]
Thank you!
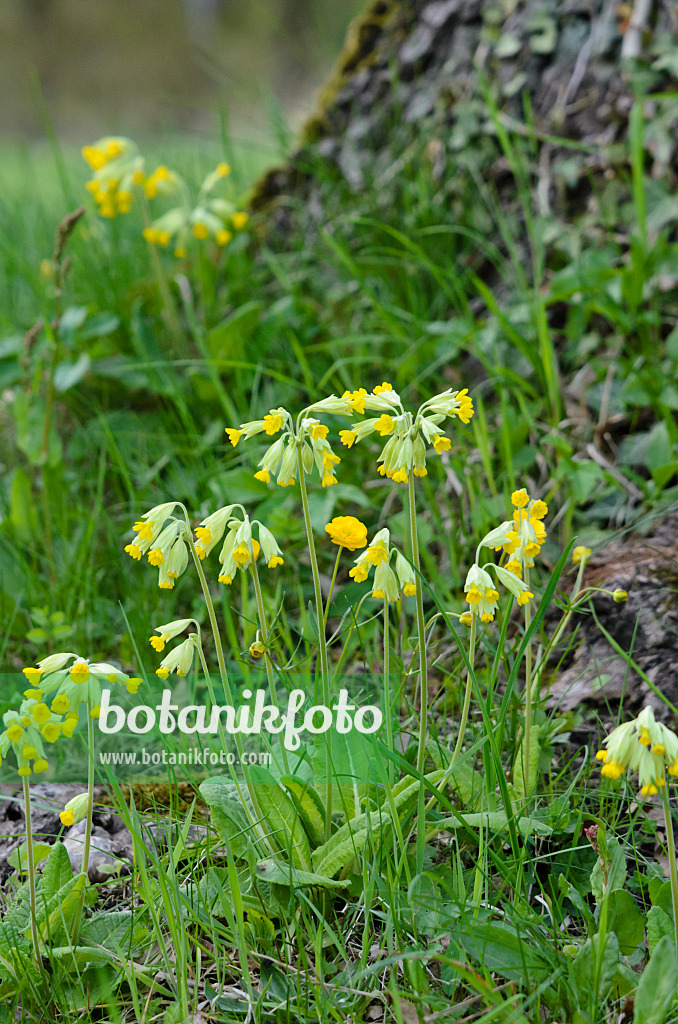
[
  {"left": 597, "top": 706, "right": 678, "bottom": 797},
  {"left": 338, "top": 382, "right": 474, "bottom": 483},
  {"left": 225, "top": 403, "right": 346, "bottom": 489}
]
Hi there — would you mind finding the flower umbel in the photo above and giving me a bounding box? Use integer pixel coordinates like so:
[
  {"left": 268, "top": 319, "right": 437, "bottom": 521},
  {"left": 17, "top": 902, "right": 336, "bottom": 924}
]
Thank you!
[
  {"left": 597, "top": 706, "right": 678, "bottom": 796},
  {"left": 336, "top": 383, "right": 474, "bottom": 483}
]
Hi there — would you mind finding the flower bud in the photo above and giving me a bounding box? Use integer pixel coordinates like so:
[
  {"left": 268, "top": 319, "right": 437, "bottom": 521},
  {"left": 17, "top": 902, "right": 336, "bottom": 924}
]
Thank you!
[
  {"left": 59, "top": 792, "right": 90, "bottom": 828},
  {"left": 613, "top": 589, "right": 628, "bottom": 603}
]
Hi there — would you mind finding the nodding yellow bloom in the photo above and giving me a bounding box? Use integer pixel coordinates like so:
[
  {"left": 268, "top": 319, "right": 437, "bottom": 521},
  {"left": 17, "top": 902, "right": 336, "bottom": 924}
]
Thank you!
[
  {"left": 511, "top": 489, "right": 529, "bottom": 508},
  {"left": 263, "top": 412, "right": 284, "bottom": 435},
  {"left": 70, "top": 661, "right": 90, "bottom": 684},
  {"left": 325, "top": 516, "right": 368, "bottom": 551},
  {"left": 150, "top": 635, "right": 167, "bottom": 652},
  {"left": 232, "top": 212, "right": 248, "bottom": 230},
  {"left": 225, "top": 428, "right": 243, "bottom": 447},
  {"left": 572, "top": 545, "right": 591, "bottom": 565},
  {"left": 597, "top": 707, "right": 678, "bottom": 798},
  {"left": 374, "top": 414, "right": 395, "bottom": 436},
  {"left": 516, "top": 590, "right": 533, "bottom": 606},
  {"left": 60, "top": 810, "right": 75, "bottom": 827},
  {"left": 193, "top": 221, "right": 209, "bottom": 240},
  {"left": 336, "top": 384, "right": 473, "bottom": 483},
  {"left": 347, "top": 529, "right": 415, "bottom": 600},
  {"left": 22, "top": 667, "right": 43, "bottom": 684},
  {"left": 216, "top": 229, "right": 233, "bottom": 246}
]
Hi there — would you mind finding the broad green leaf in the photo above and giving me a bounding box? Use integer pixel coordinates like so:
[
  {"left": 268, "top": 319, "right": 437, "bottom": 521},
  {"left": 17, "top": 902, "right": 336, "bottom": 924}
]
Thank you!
[
  {"left": 249, "top": 765, "right": 311, "bottom": 869},
  {"left": 8, "top": 842, "right": 52, "bottom": 872},
  {"left": 313, "top": 730, "right": 375, "bottom": 821},
  {"left": 569, "top": 932, "right": 620, "bottom": 1004},
  {"left": 604, "top": 889, "right": 646, "bottom": 955},
  {"left": 458, "top": 921, "right": 554, "bottom": 981},
  {"left": 39, "top": 842, "right": 74, "bottom": 899},
  {"left": 281, "top": 776, "right": 325, "bottom": 847},
  {"left": 634, "top": 935, "right": 678, "bottom": 1024},
  {"left": 37, "top": 873, "right": 87, "bottom": 946},
  {"left": 433, "top": 811, "right": 552, "bottom": 838},
  {"left": 254, "top": 858, "right": 351, "bottom": 888},
  {"left": 199, "top": 777, "right": 255, "bottom": 858},
  {"left": 311, "top": 806, "right": 392, "bottom": 877},
  {"left": 647, "top": 906, "right": 674, "bottom": 956}
]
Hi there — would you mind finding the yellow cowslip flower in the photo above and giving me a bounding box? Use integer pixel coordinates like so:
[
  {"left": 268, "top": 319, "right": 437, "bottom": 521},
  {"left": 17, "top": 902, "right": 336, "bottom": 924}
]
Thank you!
[
  {"left": 142, "top": 161, "right": 247, "bottom": 255},
  {"left": 59, "top": 793, "right": 90, "bottom": 828},
  {"left": 348, "top": 529, "right": 415, "bottom": 601},
  {"left": 156, "top": 635, "right": 198, "bottom": 678},
  {"left": 479, "top": 489, "right": 548, "bottom": 571},
  {"left": 572, "top": 545, "right": 591, "bottom": 565},
  {"left": 462, "top": 557, "right": 533, "bottom": 624},
  {"left": 598, "top": 707, "right": 678, "bottom": 797},
  {"left": 336, "top": 383, "right": 473, "bottom": 483},
  {"left": 193, "top": 507, "right": 283, "bottom": 585},
  {"left": 225, "top": 407, "right": 345, "bottom": 490},
  {"left": 82, "top": 137, "right": 145, "bottom": 219},
  {"left": 324, "top": 516, "right": 368, "bottom": 551}
]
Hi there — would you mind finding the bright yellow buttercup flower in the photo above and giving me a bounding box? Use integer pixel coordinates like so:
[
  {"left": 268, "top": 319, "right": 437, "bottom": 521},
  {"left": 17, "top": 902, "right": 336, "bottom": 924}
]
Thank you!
[{"left": 324, "top": 517, "right": 368, "bottom": 551}]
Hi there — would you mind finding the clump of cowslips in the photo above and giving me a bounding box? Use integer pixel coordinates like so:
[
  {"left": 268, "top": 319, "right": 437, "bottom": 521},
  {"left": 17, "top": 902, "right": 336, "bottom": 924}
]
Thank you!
[
  {"left": 82, "top": 136, "right": 145, "bottom": 218},
  {"left": 338, "top": 381, "right": 474, "bottom": 482},
  {"left": 142, "top": 161, "right": 248, "bottom": 256},
  {"left": 348, "top": 528, "right": 417, "bottom": 601},
  {"left": 225, "top": 406, "right": 345, "bottom": 488},
  {"left": 597, "top": 706, "right": 678, "bottom": 797}
]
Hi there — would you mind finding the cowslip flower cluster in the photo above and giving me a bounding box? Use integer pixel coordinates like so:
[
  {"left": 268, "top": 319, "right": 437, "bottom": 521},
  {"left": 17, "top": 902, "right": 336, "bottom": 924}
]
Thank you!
[
  {"left": 325, "top": 516, "right": 368, "bottom": 551},
  {"left": 0, "top": 655, "right": 140, "bottom": 776},
  {"left": 150, "top": 619, "right": 200, "bottom": 679},
  {"left": 348, "top": 528, "right": 417, "bottom": 601},
  {"left": 142, "top": 161, "right": 248, "bottom": 256},
  {"left": 225, "top": 406, "right": 344, "bottom": 489},
  {"left": 596, "top": 706, "right": 678, "bottom": 797},
  {"left": 22, "top": 652, "right": 140, "bottom": 721},
  {"left": 124, "top": 502, "right": 190, "bottom": 589},
  {"left": 338, "top": 382, "right": 474, "bottom": 483},
  {"left": 82, "top": 136, "right": 145, "bottom": 218},
  {"left": 193, "top": 505, "right": 284, "bottom": 586},
  {"left": 489, "top": 489, "right": 548, "bottom": 571},
  {"left": 461, "top": 560, "right": 532, "bottom": 623}
]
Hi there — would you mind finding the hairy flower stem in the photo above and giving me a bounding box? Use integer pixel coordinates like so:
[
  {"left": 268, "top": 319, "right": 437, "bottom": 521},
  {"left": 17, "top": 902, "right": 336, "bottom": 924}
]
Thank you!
[
  {"left": 522, "top": 565, "right": 534, "bottom": 796},
  {"left": 22, "top": 778, "right": 41, "bottom": 955},
  {"left": 408, "top": 471, "right": 428, "bottom": 872},
  {"left": 250, "top": 557, "right": 289, "bottom": 774},
  {"left": 296, "top": 449, "right": 332, "bottom": 842},
  {"left": 72, "top": 703, "right": 95, "bottom": 937},
  {"left": 660, "top": 785, "right": 678, "bottom": 963},
  {"left": 450, "top": 612, "right": 477, "bottom": 767},
  {"left": 384, "top": 600, "right": 393, "bottom": 786},
  {"left": 324, "top": 547, "right": 343, "bottom": 629},
  {"left": 82, "top": 705, "right": 95, "bottom": 878},
  {"left": 185, "top": 524, "right": 267, "bottom": 832}
]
